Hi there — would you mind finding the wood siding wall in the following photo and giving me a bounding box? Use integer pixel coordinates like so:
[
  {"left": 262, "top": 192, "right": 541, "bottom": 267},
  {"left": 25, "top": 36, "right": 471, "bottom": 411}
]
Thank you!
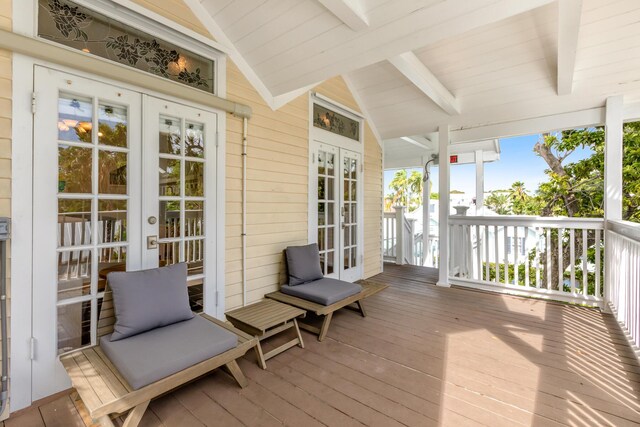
[
  {"left": 225, "top": 62, "right": 382, "bottom": 309},
  {"left": 0, "top": 0, "right": 10, "bottom": 420}
]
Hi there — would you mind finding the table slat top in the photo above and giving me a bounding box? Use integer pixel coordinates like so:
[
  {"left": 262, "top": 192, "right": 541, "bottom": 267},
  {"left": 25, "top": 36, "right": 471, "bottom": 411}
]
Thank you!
[{"left": 225, "top": 299, "right": 305, "bottom": 333}]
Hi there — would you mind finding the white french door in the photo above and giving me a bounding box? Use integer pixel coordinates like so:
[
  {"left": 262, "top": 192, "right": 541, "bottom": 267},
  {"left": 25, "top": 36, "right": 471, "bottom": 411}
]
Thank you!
[
  {"left": 31, "top": 67, "right": 219, "bottom": 399},
  {"left": 311, "top": 141, "right": 363, "bottom": 282}
]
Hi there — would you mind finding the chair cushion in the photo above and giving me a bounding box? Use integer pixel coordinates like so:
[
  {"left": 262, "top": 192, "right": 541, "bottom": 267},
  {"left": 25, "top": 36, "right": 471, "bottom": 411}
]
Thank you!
[
  {"left": 280, "top": 278, "right": 362, "bottom": 305},
  {"left": 107, "top": 263, "right": 194, "bottom": 341},
  {"left": 100, "top": 315, "right": 237, "bottom": 390},
  {"left": 285, "top": 244, "right": 324, "bottom": 286}
]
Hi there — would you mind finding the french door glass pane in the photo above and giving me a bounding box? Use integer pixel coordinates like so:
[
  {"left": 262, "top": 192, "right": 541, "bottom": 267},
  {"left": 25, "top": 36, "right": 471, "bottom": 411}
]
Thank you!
[
  {"left": 57, "top": 300, "right": 92, "bottom": 355},
  {"left": 98, "top": 150, "right": 127, "bottom": 194},
  {"left": 159, "top": 158, "right": 181, "bottom": 196},
  {"left": 160, "top": 200, "right": 181, "bottom": 238},
  {"left": 58, "top": 199, "right": 91, "bottom": 247},
  {"left": 57, "top": 249, "right": 91, "bottom": 300},
  {"left": 58, "top": 146, "right": 92, "bottom": 193},
  {"left": 185, "top": 201, "right": 204, "bottom": 236},
  {"left": 159, "top": 116, "right": 181, "bottom": 155},
  {"left": 98, "top": 104, "right": 128, "bottom": 147},
  {"left": 185, "top": 161, "right": 204, "bottom": 197},
  {"left": 98, "top": 200, "right": 127, "bottom": 244},
  {"left": 185, "top": 122, "right": 205, "bottom": 158},
  {"left": 58, "top": 95, "right": 92, "bottom": 143}
]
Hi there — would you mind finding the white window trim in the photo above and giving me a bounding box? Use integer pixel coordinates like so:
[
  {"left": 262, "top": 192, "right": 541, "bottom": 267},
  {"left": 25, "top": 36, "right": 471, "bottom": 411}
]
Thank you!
[
  {"left": 308, "top": 93, "right": 365, "bottom": 280},
  {"left": 11, "top": 0, "right": 228, "bottom": 412}
]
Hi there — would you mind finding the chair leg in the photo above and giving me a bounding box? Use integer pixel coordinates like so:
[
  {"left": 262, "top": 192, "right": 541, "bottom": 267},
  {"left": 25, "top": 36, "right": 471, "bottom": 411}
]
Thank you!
[
  {"left": 357, "top": 300, "right": 367, "bottom": 317},
  {"left": 122, "top": 400, "right": 150, "bottom": 427},
  {"left": 318, "top": 312, "right": 333, "bottom": 342},
  {"left": 225, "top": 359, "right": 249, "bottom": 388}
]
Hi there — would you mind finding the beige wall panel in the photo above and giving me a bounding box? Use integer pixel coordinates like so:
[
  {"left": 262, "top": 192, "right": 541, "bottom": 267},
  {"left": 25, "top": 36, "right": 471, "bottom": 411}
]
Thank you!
[{"left": 129, "top": 0, "right": 212, "bottom": 38}]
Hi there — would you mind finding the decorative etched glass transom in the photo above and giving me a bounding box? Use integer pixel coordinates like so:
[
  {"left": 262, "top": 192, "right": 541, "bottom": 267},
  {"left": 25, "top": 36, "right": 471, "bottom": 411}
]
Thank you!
[
  {"left": 313, "top": 103, "right": 360, "bottom": 141},
  {"left": 38, "top": 0, "right": 215, "bottom": 93}
]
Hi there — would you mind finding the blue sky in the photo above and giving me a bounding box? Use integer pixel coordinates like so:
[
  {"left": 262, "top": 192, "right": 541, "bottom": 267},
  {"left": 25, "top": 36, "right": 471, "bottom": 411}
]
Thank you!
[{"left": 384, "top": 133, "right": 596, "bottom": 197}]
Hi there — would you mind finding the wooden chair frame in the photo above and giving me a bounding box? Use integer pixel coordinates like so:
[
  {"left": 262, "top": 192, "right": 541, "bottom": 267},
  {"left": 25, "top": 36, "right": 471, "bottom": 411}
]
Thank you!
[
  {"left": 60, "top": 289, "right": 257, "bottom": 427},
  {"left": 265, "top": 280, "right": 387, "bottom": 341}
]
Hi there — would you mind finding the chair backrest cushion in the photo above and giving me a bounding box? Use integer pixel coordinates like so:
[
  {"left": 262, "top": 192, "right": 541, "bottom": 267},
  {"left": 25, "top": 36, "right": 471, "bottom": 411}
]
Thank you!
[
  {"left": 285, "top": 243, "right": 324, "bottom": 286},
  {"left": 107, "top": 263, "right": 194, "bottom": 341}
]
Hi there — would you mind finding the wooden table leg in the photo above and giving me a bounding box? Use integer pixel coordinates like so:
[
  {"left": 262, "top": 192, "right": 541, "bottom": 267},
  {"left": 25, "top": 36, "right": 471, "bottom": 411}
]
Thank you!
[
  {"left": 254, "top": 341, "right": 267, "bottom": 370},
  {"left": 293, "top": 318, "right": 305, "bottom": 349},
  {"left": 318, "top": 312, "right": 333, "bottom": 342}
]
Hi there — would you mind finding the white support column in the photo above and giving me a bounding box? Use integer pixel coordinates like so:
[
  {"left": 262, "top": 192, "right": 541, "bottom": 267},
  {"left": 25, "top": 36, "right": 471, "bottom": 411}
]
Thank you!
[
  {"left": 438, "top": 125, "right": 451, "bottom": 287},
  {"left": 475, "top": 149, "right": 484, "bottom": 215},
  {"left": 423, "top": 158, "right": 431, "bottom": 267},
  {"left": 605, "top": 96, "right": 624, "bottom": 221},
  {"left": 604, "top": 95, "right": 623, "bottom": 312}
]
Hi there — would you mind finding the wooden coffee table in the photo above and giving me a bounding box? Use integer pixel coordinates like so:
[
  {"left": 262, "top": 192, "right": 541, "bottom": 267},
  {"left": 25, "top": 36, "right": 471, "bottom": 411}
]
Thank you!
[{"left": 225, "top": 299, "right": 306, "bottom": 369}]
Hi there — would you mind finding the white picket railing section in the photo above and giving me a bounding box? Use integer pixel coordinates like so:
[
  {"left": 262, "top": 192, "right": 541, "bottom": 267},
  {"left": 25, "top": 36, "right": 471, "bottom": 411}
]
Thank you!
[
  {"left": 383, "top": 207, "right": 419, "bottom": 265},
  {"left": 449, "top": 216, "right": 605, "bottom": 306},
  {"left": 606, "top": 220, "right": 640, "bottom": 350}
]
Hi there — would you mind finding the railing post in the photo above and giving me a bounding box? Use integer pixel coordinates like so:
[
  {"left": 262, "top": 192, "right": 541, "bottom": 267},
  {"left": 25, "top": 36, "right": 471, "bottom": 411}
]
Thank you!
[
  {"left": 394, "top": 206, "right": 405, "bottom": 265},
  {"left": 604, "top": 95, "right": 623, "bottom": 312},
  {"left": 408, "top": 219, "right": 416, "bottom": 264},
  {"left": 438, "top": 124, "right": 451, "bottom": 287}
]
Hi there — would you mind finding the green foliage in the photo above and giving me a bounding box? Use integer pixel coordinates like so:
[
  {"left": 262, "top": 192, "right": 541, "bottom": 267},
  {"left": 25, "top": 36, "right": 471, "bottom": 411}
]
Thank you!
[{"left": 386, "top": 169, "right": 423, "bottom": 212}]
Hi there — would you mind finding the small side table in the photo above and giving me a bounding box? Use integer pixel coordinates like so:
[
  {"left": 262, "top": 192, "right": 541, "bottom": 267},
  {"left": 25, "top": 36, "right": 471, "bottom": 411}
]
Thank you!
[{"left": 225, "top": 299, "right": 306, "bottom": 369}]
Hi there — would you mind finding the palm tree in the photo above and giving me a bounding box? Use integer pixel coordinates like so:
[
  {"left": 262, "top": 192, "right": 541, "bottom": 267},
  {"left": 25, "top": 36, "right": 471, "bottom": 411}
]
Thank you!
[{"left": 389, "top": 169, "right": 410, "bottom": 207}]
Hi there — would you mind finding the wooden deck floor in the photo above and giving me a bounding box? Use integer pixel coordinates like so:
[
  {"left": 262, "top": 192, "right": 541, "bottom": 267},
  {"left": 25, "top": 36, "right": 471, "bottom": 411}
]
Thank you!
[{"left": 6, "top": 264, "right": 640, "bottom": 426}]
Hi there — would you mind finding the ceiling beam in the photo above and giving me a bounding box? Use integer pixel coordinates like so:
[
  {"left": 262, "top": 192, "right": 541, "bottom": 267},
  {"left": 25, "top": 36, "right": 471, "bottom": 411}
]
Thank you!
[
  {"left": 318, "top": 0, "right": 369, "bottom": 31},
  {"left": 557, "top": 0, "right": 583, "bottom": 95},
  {"left": 270, "top": 0, "right": 556, "bottom": 95},
  {"left": 389, "top": 52, "right": 460, "bottom": 115},
  {"left": 400, "top": 136, "right": 432, "bottom": 150}
]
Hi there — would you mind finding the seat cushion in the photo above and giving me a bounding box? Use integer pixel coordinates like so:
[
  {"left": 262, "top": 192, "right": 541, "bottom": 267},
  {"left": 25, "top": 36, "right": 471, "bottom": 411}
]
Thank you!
[
  {"left": 107, "top": 263, "right": 194, "bottom": 341},
  {"left": 100, "top": 315, "right": 237, "bottom": 390},
  {"left": 280, "top": 278, "right": 362, "bottom": 305},
  {"left": 285, "top": 244, "right": 324, "bottom": 286}
]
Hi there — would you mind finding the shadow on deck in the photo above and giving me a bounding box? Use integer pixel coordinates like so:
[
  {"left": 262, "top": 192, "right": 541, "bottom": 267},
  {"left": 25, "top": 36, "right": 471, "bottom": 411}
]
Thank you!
[{"left": 6, "top": 263, "right": 640, "bottom": 426}]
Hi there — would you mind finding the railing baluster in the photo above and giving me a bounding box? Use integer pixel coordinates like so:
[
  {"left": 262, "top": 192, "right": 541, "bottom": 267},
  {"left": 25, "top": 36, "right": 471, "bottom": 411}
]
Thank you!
[
  {"left": 535, "top": 227, "right": 541, "bottom": 288},
  {"left": 524, "top": 226, "right": 530, "bottom": 287},
  {"left": 558, "top": 228, "right": 564, "bottom": 291},
  {"left": 595, "top": 228, "right": 601, "bottom": 297},
  {"left": 485, "top": 226, "right": 490, "bottom": 281},
  {"left": 476, "top": 224, "right": 481, "bottom": 281},
  {"left": 546, "top": 228, "right": 551, "bottom": 290},
  {"left": 582, "top": 229, "right": 588, "bottom": 296},
  {"left": 514, "top": 226, "right": 519, "bottom": 285},
  {"left": 494, "top": 225, "right": 499, "bottom": 283},
  {"left": 570, "top": 228, "right": 576, "bottom": 293},
  {"left": 504, "top": 226, "right": 509, "bottom": 285}
]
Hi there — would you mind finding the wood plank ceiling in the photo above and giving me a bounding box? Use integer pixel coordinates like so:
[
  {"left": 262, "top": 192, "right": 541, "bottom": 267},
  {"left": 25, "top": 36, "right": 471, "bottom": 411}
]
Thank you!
[{"left": 187, "top": 0, "right": 640, "bottom": 140}]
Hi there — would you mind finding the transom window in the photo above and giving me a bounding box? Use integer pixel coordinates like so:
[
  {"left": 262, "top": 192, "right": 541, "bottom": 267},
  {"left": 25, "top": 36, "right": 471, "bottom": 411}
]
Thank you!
[{"left": 37, "top": 0, "right": 216, "bottom": 93}]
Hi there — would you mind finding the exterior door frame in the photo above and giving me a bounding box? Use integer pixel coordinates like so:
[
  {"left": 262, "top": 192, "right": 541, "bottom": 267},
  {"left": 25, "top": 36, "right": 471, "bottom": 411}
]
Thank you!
[
  {"left": 308, "top": 93, "right": 365, "bottom": 282},
  {"left": 10, "top": 56, "right": 227, "bottom": 411}
]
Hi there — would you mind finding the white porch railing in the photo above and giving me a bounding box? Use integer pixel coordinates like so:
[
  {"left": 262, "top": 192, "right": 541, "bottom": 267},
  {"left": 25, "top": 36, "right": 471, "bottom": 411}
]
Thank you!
[
  {"left": 449, "top": 216, "right": 605, "bottom": 307},
  {"left": 606, "top": 220, "right": 640, "bottom": 351},
  {"left": 383, "top": 207, "right": 419, "bottom": 265}
]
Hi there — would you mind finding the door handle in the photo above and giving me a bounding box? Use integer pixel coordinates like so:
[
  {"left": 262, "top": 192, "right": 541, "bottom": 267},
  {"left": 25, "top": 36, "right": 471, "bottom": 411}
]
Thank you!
[{"left": 147, "top": 235, "right": 158, "bottom": 249}]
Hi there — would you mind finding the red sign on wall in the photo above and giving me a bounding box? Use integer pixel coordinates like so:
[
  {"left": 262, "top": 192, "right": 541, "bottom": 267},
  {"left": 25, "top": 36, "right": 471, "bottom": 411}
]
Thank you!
[{"left": 450, "top": 155, "right": 458, "bottom": 163}]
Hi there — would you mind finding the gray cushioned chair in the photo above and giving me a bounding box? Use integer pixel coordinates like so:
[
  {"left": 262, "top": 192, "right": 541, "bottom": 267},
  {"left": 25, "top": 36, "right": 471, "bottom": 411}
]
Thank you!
[
  {"left": 266, "top": 245, "right": 387, "bottom": 341},
  {"left": 59, "top": 264, "right": 257, "bottom": 427}
]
